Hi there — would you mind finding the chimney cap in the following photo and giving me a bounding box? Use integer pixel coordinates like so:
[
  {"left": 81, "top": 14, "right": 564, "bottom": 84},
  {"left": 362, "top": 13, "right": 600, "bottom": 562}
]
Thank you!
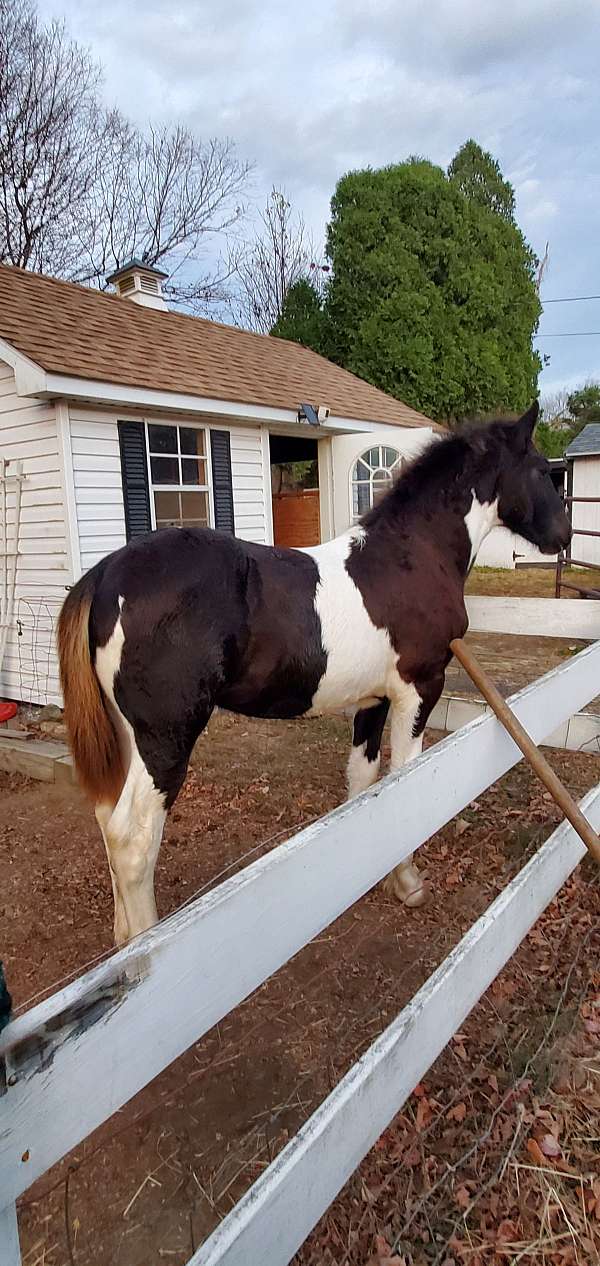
[{"left": 107, "top": 258, "right": 169, "bottom": 284}]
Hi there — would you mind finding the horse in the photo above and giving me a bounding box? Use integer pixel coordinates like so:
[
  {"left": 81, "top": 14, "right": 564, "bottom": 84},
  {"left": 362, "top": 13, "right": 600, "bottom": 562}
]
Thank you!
[{"left": 58, "top": 402, "right": 571, "bottom": 946}]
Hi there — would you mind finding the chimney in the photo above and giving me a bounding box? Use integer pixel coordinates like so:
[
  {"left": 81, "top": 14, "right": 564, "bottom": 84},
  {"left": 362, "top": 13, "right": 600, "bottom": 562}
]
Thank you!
[{"left": 107, "top": 259, "right": 169, "bottom": 311}]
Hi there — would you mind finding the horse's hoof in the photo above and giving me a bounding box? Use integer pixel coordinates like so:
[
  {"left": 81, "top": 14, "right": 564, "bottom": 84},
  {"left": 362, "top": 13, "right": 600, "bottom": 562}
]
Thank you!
[{"left": 402, "top": 885, "right": 427, "bottom": 908}]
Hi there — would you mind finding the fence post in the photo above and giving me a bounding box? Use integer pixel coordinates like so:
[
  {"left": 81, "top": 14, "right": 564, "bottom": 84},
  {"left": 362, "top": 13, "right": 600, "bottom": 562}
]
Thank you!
[
  {"left": 555, "top": 550, "right": 563, "bottom": 598},
  {"left": 0, "top": 1203, "right": 21, "bottom": 1265}
]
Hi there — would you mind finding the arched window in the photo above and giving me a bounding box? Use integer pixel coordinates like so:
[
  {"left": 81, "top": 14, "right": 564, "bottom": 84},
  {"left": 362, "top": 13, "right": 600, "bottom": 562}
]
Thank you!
[{"left": 351, "top": 445, "right": 401, "bottom": 520}]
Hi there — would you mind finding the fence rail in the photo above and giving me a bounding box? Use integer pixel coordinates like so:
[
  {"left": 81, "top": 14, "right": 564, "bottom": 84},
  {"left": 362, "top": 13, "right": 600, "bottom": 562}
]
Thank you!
[
  {"left": 1, "top": 630, "right": 600, "bottom": 1265},
  {"left": 193, "top": 784, "right": 599, "bottom": 1266},
  {"left": 556, "top": 492, "right": 600, "bottom": 598}
]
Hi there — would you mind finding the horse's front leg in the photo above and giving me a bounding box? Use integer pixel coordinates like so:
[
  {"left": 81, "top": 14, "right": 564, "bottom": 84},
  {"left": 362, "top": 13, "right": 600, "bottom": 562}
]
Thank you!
[
  {"left": 346, "top": 697, "right": 390, "bottom": 798},
  {"left": 384, "top": 674, "right": 445, "bottom": 907}
]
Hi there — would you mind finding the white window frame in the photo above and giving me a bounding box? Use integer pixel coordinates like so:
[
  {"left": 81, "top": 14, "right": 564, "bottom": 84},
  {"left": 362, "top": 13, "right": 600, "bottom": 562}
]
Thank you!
[
  {"left": 145, "top": 420, "right": 215, "bottom": 530},
  {"left": 350, "top": 444, "right": 402, "bottom": 522}
]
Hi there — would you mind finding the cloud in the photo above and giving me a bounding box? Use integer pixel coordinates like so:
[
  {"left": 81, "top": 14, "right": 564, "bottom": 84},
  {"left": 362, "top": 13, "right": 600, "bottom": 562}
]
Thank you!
[{"left": 35, "top": 0, "right": 600, "bottom": 389}]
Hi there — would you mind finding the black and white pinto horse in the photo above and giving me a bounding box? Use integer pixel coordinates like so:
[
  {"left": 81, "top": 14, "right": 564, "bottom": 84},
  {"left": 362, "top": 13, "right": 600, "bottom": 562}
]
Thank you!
[{"left": 58, "top": 403, "right": 571, "bottom": 945}]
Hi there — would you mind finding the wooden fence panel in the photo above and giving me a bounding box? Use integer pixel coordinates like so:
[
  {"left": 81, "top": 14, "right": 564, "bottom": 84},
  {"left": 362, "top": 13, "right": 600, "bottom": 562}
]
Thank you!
[
  {"left": 193, "top": 784, "right": 600, "bottom": 1266},
  {"left": 1, "top": 641, "right": 599, "bottom": 1211},
  {"left": 466, "top": 594, "right": 600, "bottom": 639}
]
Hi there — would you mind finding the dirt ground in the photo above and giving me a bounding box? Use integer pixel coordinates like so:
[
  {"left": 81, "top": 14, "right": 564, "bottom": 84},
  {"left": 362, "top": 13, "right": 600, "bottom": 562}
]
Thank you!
[{"left": 2, "top": 709, "right": 600, "bottom": 1266}]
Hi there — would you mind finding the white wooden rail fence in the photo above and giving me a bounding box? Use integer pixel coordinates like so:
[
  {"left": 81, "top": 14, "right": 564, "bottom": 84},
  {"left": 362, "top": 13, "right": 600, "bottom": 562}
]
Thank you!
[{"left": 1, "top": 598, "right": 599, "bottom": 1266}]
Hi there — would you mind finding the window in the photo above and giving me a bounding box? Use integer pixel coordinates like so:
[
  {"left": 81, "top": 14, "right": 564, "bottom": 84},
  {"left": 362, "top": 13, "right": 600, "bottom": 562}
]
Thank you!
[
  {"left": 147, "top": 423, "right": 211, "bottom": 529},
  {"left": 351, "top": 445, "right": 401, "bottom": 519}
]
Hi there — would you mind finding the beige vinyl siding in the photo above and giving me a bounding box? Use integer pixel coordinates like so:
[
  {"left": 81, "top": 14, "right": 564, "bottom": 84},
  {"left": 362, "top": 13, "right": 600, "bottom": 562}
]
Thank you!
[
  {"left": 0, "top": 360, "right": 68, "bottom": 704},
  {"left": 229, "top": 425, "right": 269, "bottom": 543},
  {"left": 69, "top": 407, "right": 127, "bottom": 574}
]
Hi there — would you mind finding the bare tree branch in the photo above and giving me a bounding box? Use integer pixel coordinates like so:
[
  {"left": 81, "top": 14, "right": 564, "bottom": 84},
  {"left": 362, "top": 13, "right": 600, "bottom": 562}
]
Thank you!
[
  {"left": 229, "top": 188, "right": 318, "bottom": 333},
  {"left": 0, "top": 0, "right": 251, "bottom": 308}
]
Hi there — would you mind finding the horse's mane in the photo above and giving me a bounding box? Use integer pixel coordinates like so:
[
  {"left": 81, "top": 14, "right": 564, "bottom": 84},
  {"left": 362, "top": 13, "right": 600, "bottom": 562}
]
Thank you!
[{"left": 361, "top": 419, "right": 507, "bottom": 528}]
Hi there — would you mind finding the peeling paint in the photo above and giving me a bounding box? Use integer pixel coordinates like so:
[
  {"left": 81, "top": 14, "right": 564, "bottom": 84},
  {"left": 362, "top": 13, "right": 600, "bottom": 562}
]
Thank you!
[{"left": 0, "top": 971, "right": 134, "bottom": 1087}]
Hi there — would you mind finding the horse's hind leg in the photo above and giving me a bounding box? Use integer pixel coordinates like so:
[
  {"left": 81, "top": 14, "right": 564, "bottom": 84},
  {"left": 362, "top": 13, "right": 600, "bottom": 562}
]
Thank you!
[
  {"left": 384, "top": 674, "right": 445, "bottom": 908},
  {"left": 95, "top": 801, "right": 128, "bottom": 945},
  {"left": 347, "top": 698, "right": 390, "bottom": 798},
  {"left": 100, "top": 746, "right": 167, "bottom": 943}
]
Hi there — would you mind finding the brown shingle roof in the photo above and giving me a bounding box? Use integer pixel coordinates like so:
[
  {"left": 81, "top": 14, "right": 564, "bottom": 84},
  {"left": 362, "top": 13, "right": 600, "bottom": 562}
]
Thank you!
[{"left": 0, "top": 265, "right": 436, "bottom": 430}]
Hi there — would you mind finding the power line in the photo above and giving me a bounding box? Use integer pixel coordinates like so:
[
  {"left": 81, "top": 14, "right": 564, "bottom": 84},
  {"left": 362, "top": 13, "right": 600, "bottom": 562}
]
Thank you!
[
  {"left": 534, "top": 331, "right": 600, "bottom": 338},
  {"left": 542, "top": 294, "right": 600, "bottom": 304}
]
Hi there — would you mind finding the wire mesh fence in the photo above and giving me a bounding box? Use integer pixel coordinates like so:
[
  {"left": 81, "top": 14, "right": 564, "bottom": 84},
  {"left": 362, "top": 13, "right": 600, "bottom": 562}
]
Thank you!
[{"left": 15, "top": 597, "right": 61, "bottom": 706}]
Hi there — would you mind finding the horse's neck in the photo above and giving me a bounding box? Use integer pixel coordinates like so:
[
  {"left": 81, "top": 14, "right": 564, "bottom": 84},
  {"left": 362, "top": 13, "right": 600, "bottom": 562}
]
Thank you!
[{"left": 369, "top": 473, "right": 501, "bottom": 578}]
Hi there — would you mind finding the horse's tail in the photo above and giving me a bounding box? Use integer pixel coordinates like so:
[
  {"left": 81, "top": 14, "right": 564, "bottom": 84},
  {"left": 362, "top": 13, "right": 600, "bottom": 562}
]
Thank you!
[{"left": 57, "top": 567, "right": 124, "bottom": 807}]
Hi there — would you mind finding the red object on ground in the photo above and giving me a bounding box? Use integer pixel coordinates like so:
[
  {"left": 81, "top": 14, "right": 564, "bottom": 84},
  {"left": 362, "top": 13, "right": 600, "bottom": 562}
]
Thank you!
[{"left": 0, "top": 701, "right": 18, "bottom": 723}]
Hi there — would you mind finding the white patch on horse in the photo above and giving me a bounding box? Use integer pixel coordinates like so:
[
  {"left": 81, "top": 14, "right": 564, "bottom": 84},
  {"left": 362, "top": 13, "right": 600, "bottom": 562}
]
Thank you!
[
  {"left": 300, "top": 530, "right": 399, "bottom": 715},
  {"left": 95, "top": 606, "right": 167, "bottom": 942},
  {"left": 464, "top": 492, "right": 500, "bottom": 567},
  {"left": 346, "top": 740, "right": 380, "bottom": 798}
]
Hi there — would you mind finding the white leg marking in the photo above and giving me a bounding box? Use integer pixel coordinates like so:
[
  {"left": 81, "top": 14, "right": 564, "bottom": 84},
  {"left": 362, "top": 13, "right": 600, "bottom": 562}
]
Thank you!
[
  {"left": 384, "top": 695, "right": 427, "bottom": 908},
  {"left": 96, "top": 802, "right": 128, "bottom": 946},
  {"left": 346, "top": 740, "right": 381, "bottom": 799},
  {"left": 102, "top": 746, "right": 166, "bottom": 942},
  {"left": 94, "top": 609, "right": 166, "bottom": 943}
]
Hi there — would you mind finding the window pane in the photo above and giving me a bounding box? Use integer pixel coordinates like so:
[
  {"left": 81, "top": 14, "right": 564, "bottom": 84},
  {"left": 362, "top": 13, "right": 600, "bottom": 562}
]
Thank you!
[
  {"left": 151, "top": 455, "right": 179, "bottom": 485},
  {"left": 383, "top": 447, "right": 399, "bottom": 467},
  {"left": 181, "top": 457, "right": 208, "bottom": 486},
  {"left": 154, "top": 491, "right": 180, "bottom": 522},
  {"left": 180, "top": 427, "right": 206, "bottom": 456},
  {"left": 354, "top": 459, "right": 370, "bottom": 480},
  {"left": 181, "top": 490, "right": 209, "bottom": 523},
  {"left": 148, "top": 424, "right": 177, "bottom": 454},
  {"left": 372, "top": 468, "right": 392, "bottom": 483},
  {"left": 365, "top": 448, "right": 379, "bottom": 467},
  {"left": 353, "top": 482, "right": 371, "bottom": 516}
]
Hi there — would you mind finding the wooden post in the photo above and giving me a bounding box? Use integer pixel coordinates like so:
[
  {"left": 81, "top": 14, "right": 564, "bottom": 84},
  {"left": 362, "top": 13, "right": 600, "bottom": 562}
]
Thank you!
[
  {"left": 450, "top": 638, "right": 600, "bottom": 866},
  {"left": 555, "top": 549, "right": 564, "bottom": 598}
]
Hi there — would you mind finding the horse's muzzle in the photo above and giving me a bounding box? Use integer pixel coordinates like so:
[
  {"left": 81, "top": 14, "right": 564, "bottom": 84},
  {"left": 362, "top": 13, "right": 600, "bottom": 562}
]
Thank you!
[{"left": 540, "top": 518, "right": 572, "bottom": 555}]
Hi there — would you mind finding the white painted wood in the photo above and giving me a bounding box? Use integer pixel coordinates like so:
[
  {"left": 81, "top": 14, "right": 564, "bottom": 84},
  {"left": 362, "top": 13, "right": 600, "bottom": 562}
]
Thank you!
[
  {"left": 466, "top": 595, "right": 600, "bottom": 640},
  {"left": 571, "top": 458, "right": 600, "bottom": 567},
  {"left": 194, "top": 784, "right": 600, "bottom": 1266},
  {"left": 68, "top": 406, "right": 126, "bottom": 576},
  {"left": 36, "top": 373, "right": 389, "bottom": 435},
  {"left": 0, "top": 362, "right": 68, "bottom": 703},
  {"left": 0, "top": 1201, "right": 20, "bottom": 1265},
  {"left": 229, "top": 425, "right": 268, "bottom": 543},
  {"left": 1, "top": 640, "right": 599, "bottom": 1204},
  {"left": 430, "top": 692, "right": 600, "bottom": 753},
  {"left": 0, "top": 334, "right": 47, "bottom": 397}
]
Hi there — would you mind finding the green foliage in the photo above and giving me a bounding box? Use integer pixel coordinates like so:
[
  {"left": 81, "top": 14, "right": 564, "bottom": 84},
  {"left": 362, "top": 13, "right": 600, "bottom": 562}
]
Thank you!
[
  {"left": 448, "top": 139, "right": 515, "bottom": 221},
  {"left": 534, "top": 422, "right": 581, "bottom": 459},
  {"left": 322, "top": 151, "right": 541, "bottom": 423},
  {"left": 567, "top": 382, "right": 600, "bottom": 421},
  {"left": 271, "top": 278, "right": 326, "bottom": 351}
]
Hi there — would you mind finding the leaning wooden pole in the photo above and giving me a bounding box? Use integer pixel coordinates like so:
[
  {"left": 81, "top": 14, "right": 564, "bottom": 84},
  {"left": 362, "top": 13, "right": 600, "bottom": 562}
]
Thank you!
[{"left": 449, "top": 637, "right": 600, "bottom": 866}]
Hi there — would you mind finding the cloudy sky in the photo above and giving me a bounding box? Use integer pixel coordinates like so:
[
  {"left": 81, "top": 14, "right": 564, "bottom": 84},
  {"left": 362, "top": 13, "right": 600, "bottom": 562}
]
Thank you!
[{"left": 37, "top": 0, "right": 600, "bottom": 397}]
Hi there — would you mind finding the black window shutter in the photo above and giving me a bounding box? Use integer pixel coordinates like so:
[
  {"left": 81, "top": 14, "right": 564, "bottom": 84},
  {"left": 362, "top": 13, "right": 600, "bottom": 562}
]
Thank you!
[
  {"left": 210, "top": 429, "right": 235, "bottom": 534},
  {"left": 118, "top": 421, "right": 152, "bottom": 540}
]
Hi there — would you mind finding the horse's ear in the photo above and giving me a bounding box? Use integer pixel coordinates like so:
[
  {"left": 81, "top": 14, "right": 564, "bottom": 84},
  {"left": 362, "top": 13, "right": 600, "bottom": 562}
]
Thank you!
[{"left": 507, "top": 401, "right": 539, "bottom": 453}]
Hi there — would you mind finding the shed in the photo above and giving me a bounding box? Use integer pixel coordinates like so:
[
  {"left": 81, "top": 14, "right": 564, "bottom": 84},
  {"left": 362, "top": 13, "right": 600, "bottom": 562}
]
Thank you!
[
  {"left": 0, "top": 262, "right": 438, "bottom": 705},
  {"left": 565, "top": 424, "right": 600, "bottom": 567}
]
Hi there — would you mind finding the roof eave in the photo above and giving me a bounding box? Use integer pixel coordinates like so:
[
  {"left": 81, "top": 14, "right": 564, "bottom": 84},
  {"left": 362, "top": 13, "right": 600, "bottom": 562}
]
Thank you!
[
  {"left": 0, "top": 335, "right": 47, "bottom": 396},
  {"left": 21, "top": 370, "right": 424, "bottom": 434}
]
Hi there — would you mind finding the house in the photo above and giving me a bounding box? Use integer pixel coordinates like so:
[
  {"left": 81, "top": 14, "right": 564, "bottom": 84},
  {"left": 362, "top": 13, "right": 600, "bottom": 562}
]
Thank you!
[
  {"left": 565, "top": 424, "right": 600, "bottom": 567},
  {"left": 0, "top": 261, "right": 440, "bottom": 706}
]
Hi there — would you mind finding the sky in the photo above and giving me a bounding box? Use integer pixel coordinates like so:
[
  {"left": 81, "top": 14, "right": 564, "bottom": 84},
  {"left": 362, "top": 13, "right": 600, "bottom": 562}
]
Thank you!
[{"left": 37, "top": 0, "right": 600, "bottom": 398}]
